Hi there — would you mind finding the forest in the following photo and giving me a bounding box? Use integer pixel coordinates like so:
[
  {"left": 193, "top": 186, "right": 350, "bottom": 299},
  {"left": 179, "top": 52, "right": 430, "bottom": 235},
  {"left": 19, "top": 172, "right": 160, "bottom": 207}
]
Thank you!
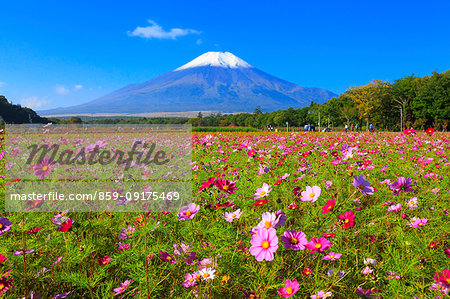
[{"left": 1, "top": 70, "right": 449, "bottom": 130}]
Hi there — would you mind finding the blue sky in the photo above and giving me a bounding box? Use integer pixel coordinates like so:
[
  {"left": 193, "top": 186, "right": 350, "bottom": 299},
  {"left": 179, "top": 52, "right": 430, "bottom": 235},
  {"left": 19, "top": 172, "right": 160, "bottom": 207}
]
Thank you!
[{"left": 1, "top": 0, "right": 449, "bottom": 110}]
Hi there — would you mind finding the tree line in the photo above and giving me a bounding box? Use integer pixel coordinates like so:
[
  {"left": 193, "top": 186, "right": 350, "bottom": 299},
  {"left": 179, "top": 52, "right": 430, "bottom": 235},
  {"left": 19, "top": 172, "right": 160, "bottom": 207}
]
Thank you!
[
  {"left": 0, "top": 96, "right": 48, "bottom": 124},
  {"left": 1, "top": 70, "right": 448, "bottom": 130}
]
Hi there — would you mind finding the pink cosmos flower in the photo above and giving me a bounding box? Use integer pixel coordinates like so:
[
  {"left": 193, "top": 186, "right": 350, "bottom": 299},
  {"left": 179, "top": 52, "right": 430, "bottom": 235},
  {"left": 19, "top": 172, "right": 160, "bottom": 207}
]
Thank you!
[
  {"left": 310, "top": 290, "right": 332, "bottom": 298},
  {"left": 353, "top": 175, "right": 374, "bottom": 195},
  {"left": 113, "top": 280, "right": 133, "bottom": 296},
  {"left": 177, "top": 203, "right": 200, "bottom": 221},
  {"left": 387, "top": 203, "right": 402, "bottom": 212},
  {"left": 410, "top": 217, "right": 428, "bottom": 228},
  {"left": 254, "top": 183, "right": 272, "bottom": 199},
  {"left": 33, "top": 157, "right": 53, "bottom": 179},
  {"left": 300, "top": 186, "right": 321, "bottom": 202},
  {"left": 361, "top": 266, "right": 373, "bottom": 275},
  {"left": 325, "top": 181, "right": 332, "bottom": 189},
  {"left": 256, "top": 211, "right": 279, "bottom": 230},
  {"left": 277, "top": 279, "right": 299, "bottom": 297},
  {"left": 280, "top": 230, "right": 308, "bottom": 251},
  {"left": 250, "top": 227, "right": 278, "bottom": 261},
  {"left": 305, "top": 237, "right": 331, "bottom": 254},
  {"left": 182, "top": 272, "right": 197, "bottom": 288},
  {"left": 322, "top": 252, "right": 342, "bottom": 261},
  {"left": 223, "top": 209, "right": 243, "bottom": 223}
]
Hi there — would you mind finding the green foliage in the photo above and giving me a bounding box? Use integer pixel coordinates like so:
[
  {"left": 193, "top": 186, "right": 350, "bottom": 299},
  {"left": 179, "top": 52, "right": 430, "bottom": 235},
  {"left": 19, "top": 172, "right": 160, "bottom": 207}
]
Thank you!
[
  {"left": 0, "top": 96, "right": 49, "bottom": 124},
  {"left": 192, "top": 127, "right": 259, "bottom": 132}
]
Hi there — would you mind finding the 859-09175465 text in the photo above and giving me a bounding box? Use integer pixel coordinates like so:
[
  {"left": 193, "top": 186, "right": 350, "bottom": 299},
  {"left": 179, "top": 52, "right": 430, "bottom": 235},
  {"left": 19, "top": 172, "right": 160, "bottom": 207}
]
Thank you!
[{"left": 9, "top": 191, "right": 180, "bottom": 201}]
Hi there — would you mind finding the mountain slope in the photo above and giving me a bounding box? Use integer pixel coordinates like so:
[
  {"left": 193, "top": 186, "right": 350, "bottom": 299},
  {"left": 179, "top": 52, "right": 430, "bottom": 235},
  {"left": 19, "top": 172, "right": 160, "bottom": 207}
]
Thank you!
[{"left": 40, "top": 52, "right": 337, "bottom": 115}]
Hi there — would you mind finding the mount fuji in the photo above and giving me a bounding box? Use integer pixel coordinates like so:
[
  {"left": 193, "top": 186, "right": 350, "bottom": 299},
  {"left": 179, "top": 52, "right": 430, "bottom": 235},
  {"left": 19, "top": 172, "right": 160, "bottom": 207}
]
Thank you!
[{"left": 40, "top": 52, "right": 337, "bottom": 116}]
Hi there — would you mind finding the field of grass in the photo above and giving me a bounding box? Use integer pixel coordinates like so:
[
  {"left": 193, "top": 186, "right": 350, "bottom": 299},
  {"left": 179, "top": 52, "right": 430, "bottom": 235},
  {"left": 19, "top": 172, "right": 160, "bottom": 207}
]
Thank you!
[{"left": 0, "top": 130, "right": 449, "bottom": 298}]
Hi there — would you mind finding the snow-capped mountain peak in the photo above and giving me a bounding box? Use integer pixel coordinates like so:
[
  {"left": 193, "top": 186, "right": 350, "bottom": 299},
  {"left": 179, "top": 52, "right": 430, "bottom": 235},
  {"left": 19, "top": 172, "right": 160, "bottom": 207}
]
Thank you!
[{"left": 175, "top": 51, "right": 252, "bottom": 71}]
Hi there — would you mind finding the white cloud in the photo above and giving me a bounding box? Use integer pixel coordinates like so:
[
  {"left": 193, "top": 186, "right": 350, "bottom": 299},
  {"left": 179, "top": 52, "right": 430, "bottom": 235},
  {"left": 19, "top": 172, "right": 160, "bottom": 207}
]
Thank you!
[
  {"left": 127, "top": 20, "right": 201, "bottom": 40},
  {"left": 74, "top": 84, "right": 83, "bottom": 91},
  {"left": 55, "top": 86, "right": 69, "bottom": 95},
  {"left": 21, "top": 96, "right": 51, "bottom": 109}
]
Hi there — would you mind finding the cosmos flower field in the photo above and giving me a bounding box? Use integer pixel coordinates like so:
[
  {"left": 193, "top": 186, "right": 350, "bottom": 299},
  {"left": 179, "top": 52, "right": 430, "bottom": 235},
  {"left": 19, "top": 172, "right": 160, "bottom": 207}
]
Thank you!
[{"left": 0, "top": 130, "right": 449, "bottom": 298}]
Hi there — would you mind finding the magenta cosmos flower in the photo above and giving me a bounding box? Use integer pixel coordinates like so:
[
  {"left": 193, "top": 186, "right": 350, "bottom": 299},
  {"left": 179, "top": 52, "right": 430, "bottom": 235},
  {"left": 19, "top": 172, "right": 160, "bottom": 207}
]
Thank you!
[
  {"left": 159, "top": 251, "right": 177, "bottom": 264},
  {"left": 177, "top": 203, "right": 200, "bottom": 221},
  {"left": 254, "top": 183, "right": 272, "bottom": 199},
  {"left": 300, "top": 186, "right": 321, "bottom": 202},
  {"left": 390, "top": 176, "right": 414, "bottom": 195},
  {"left": 215, "top": 179, "right": 238, "bottom": 194},
  {"left": 322, "top": 252, "right": 342, "bottom": 261},
  {"left": 33, "top": 157, "right": 53, "bottom": 179},
  {"left": 280, "top": 230, "right": 308, "bottom": 251},
  {"left": 321, "top": 199, "right": 335, "bottom": 214},
  {"left": 353, "top": 175, "right": 374, "bottom": 195},
  {"left": 305, "top": 237, "right": 331, "bottom": 254},
  {"left": 250, "top": 227, "right": 278, "bottom": 261},
  {"left": 98, "top": 255, "right": 111, "bottom": 266},
  {"left": 277, "top": 279, "right": 299, "bottom": 297}
]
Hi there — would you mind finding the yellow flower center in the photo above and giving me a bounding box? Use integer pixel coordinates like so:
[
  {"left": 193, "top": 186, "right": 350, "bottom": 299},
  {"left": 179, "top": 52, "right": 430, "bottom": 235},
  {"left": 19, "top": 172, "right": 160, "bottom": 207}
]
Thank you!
[
  {"left": 330, "top": 255, "right": 335, "bottom": 259},
  {"left": 0, "top": 224, "right": 3, "bottom": 229},
  {"left": 185, "top": 211, "right": 192, "bottom": 217},
  {"left": 286, "top": 287, "right": 293, "bottom": 294},
  {"left": 232, "top": 214, "right": 236, "bottom": 218},
  {"left": 42, "top": 165, "right": 48, "bottom": 171},
  {"left": 166, "top": 256, "right": 172, "bottom": 261},
  {"left": 344, "top": 219, "right": 349, "bottom": 223},
  {"left": 309, "top": 193, "right": 315, "bottom": 198},
  {"left": 264, "top": 221, "right": 272, "bottom": 229},
  {"left": 223, "top": 185, "right": 229, "bottom": 191},
  {"left": 0, "top": 284, "right": 3, "bottom": 290},
  {"left": 315, "top": 243, "right": 322, "bottom": 249},
  {"left": 260, "top": 191, "right": 266, "bottom": 196},
  {"left": 189, "top": 278, "right": 194, "bottom": 283},
  {"left": 203, "top": 273, "right": 210, "bottom": 278},
  {"left": 418, "top": 222, "right": 423, "bottom": 226},
  {"left": 446, "top": 278, "right": 450, "bottom": 284},
  {"left": 290, "top": 238, "right": 298, "bottom": 244},
  {"left": 196, "top": 274, "right": 202, "bottom": 280},
  {"left": 410, "top": 201, "right": 414, "bottom": 204},
  {"left": 262, "top": 241, "right": 270, "bottom": 249}
]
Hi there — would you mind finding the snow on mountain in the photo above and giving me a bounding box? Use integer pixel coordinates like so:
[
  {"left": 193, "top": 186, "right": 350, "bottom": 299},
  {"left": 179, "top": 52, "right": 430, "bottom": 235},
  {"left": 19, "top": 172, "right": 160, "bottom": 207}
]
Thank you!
[
  {"left": 39, "top": 52, "right": 337, "bottom": 116},
  {"left": 175, "top": 52, "right": 252, "bottom": 70}
]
